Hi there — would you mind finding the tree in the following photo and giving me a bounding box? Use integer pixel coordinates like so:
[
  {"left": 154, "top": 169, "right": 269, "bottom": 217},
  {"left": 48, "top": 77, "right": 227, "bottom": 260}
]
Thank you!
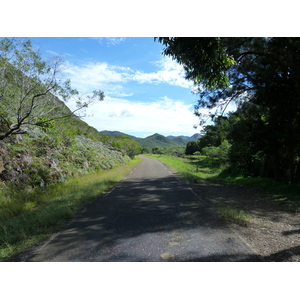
[
  {"left": 111, "top": 136, "right": 142, "bottom": 158},
  {"left": 196, "top": 116, "right": 232, "bottom": 150},
  {"left": 156, "top": 37, "right": 300, "bottom": 183},
  {"left": 156, "top": 38, "right": 289, "bottom": 118},
  {"left": 155, "top": 37, "right": 235, "bottom": 90},
  {"left": 185, "top": 140, "right": 200, "bottom": 155},
  {"left": 141, "top": 147, "right": 150, "bottom": 154},
  {"left": 152, "top": 147, "right": 165, "bottom": 154},
  {"left": 202, "top": 140, "right": 231, "bottom": 162},
  {"left": 0, "top": 38, "right": 104, "bottom": 141}
]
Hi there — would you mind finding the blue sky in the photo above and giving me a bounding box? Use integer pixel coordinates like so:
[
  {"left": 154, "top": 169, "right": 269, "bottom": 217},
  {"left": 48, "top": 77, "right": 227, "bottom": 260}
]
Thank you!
[{"left": 29, "top": 37, "right": 207, "bottom": 138}]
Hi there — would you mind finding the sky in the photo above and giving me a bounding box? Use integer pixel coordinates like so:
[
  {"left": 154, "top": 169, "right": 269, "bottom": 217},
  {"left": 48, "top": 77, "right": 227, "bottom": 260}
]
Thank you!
[{"left": 29, "top": 37, "right": 221, "bottom": 138}]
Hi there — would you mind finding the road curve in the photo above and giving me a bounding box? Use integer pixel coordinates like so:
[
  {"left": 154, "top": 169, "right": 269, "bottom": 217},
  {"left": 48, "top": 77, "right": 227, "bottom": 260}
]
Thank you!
[{"left": 21, "top": 156, "right": 261, "bottom": 261}]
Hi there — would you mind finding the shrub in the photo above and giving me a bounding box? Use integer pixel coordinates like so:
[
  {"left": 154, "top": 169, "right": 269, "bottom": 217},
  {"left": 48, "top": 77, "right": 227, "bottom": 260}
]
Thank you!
[{"left": 202, "top": 140, "right": 231, "bottom": 162}]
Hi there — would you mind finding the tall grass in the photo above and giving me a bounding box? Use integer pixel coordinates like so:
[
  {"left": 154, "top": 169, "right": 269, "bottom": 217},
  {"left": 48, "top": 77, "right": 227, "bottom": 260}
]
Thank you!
[{"left": 0, "top": 157, "right": 141, "bottom": 261}]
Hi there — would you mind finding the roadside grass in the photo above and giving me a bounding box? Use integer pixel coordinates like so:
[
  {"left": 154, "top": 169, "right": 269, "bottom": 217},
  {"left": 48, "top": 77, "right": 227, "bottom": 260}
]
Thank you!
[
  {"left": 149, "top": 154, "right": 300, "bottom": 213},
  {"left": 216, "top": 206, "right": 253, "bottom": 226},
  {"left": 216, "top": 170, "right": 300, "bottom": 212},
  {"left": 0, "top": 157, "right": 141, "bottom": 261},
  {"left": 148, "top": 154, "right": 223, "bottom": 182}
]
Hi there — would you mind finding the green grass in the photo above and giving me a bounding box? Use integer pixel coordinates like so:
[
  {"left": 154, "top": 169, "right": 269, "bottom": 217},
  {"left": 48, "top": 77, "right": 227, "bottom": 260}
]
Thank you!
[
  {"left": 216, "top": 206, "right": 253, "bottom": 226},
  {"left": 0, "top": 157, "right": 141, "bottom": 261},
  {"left": 148, "top": 154, "right": 224, "bottom": 181}
]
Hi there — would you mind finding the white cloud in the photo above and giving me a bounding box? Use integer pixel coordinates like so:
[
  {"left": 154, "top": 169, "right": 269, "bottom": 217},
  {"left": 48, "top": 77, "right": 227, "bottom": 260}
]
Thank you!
[
  {"left": 63, "top": 61, "right": 133, "bottom": 96},
  {"left": 63, "top": 56, "right": 192, "bottom": 96},
  {"left": 64, "top": 62, "right": 130, "bottom": 86},
  {"left": 81, "top": 96, "right": 200, "bottom": 138},
  {"left": 132, "top": 56, "right": 192, "bottom": 88},
  {"left": 62, "top": 56, "right": 199, "bottom": 137},
  {"left": 92, "top": 37, "right": 127, "bottom": 46}
]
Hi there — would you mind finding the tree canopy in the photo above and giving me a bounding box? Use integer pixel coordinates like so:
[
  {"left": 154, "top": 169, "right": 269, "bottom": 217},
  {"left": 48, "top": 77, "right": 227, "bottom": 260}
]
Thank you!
[{"left": 156, "top": 37, "right": 235, "bottom": 90}]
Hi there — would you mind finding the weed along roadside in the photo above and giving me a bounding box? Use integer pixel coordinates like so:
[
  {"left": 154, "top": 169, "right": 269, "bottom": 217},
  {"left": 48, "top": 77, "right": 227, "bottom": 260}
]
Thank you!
[{"left": 0, "top": 157, "right": 141, "bottom": 262}]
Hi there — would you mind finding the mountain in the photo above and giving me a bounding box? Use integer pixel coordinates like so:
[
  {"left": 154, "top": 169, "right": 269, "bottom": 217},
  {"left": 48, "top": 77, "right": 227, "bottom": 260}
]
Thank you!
[
  {"left": 101, "top": 130, "right": 200, "bottom": 149},
  {"left": 101, "top": 131, "right": 198, "bottom": 149},
  {"left": 165, "top": 136, "right": 187, "bottom": 146},
  {"left": 138, "top": 133, "right": 182, "bottom": 148},
  {"left": 190, "top": 133, "right": 201, "bottom": 140},
  {"left": 100, "top": 130, "right": 143, "bottom": 143},
  {"left": 167, "top": 135, "right": 189, "bottom": 141},
  {"left": 167, "top": 134, "right": 201, "bottom": 142}
]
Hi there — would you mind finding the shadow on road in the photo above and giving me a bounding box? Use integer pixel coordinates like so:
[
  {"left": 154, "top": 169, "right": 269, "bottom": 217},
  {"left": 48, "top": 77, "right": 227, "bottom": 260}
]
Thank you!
[{"left": 19, "top": 174, "right": 261, "bottom": 262}]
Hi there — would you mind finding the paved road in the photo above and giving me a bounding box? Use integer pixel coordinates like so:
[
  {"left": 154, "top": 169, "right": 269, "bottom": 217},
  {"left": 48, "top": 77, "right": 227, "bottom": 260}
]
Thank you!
[{"left": 22, "top": 156, "right": 261, "bottom": 261}]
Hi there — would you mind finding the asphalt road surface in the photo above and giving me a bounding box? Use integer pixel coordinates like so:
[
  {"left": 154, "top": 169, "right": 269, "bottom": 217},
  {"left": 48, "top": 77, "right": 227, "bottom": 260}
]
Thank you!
[{"left": 22, "top": 156, "right": 261, "bottom": 262}]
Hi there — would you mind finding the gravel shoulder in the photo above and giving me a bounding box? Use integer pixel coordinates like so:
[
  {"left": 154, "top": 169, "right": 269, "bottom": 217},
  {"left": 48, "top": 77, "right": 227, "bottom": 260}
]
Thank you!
[{"left": 192, "top": 179, "right": 300, "bottom": 262}]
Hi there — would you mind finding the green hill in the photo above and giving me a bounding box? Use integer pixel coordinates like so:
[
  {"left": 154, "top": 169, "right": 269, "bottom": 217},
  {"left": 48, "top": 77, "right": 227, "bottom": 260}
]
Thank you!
[
  {"left": 138, "top": 133, "right": 181, "bottom": 148},
  {"left": 100, "top": 130, "right": 143, "bottom": 143},
  {"left": 167, "top": 134, "right": 201, "bottom": 143},
  {"left": 166, "top": 136, "right": 188, "bottom": 146}
]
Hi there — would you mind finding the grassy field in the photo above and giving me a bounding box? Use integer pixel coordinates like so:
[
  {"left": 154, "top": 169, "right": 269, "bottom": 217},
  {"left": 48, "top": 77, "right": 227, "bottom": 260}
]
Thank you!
[{"left": 0, "top": 157, "right": 141, "bottom": 261}]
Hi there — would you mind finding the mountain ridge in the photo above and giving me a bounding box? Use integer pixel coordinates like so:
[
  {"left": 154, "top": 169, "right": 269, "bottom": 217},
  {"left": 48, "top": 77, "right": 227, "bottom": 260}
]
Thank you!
[
  {"left": 100, "top": 131, "right": 200, "bottom": 149},
  {"left": 167, "top": 133, "right": 201, "bottom": 142}
]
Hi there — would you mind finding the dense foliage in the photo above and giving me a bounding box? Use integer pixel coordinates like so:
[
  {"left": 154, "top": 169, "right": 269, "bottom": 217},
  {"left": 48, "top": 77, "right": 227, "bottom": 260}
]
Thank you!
[
  {"left": 158, "top": 37, "right": 300, "bottom": 183},
  {"left": 110, "top": 135, "right": 142, "bottom": 158}
]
